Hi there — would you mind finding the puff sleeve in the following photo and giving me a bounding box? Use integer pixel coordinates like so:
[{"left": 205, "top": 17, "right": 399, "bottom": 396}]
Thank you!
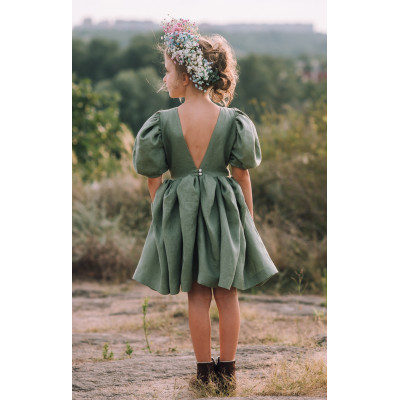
[
  {"left": 228, "top": 109, "right": 262, "bottom": 169},
  {"left": 132, "top": 111, "right": 169, "bottom": 178}
]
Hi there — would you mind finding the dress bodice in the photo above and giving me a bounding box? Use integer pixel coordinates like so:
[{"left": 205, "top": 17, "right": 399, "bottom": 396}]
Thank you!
[
  {"left": 132, "top": 105, "right": 262, "bottom": 180},
  {"left": 162, "top": 107, "right": 235, "bottom": 179}
]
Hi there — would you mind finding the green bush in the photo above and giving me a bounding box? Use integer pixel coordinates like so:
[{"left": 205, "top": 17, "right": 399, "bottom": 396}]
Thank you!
[
  {"left": 72, "top": 78, "right": 128, "bottom": 182},
  {"left": 247, "top": 100, "right": 326, "bottom": 294}
]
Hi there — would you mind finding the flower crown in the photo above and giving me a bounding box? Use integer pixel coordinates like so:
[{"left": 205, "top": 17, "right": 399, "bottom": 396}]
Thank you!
[{"left": 160, "top": 16, "right": 220, "bottom": 93}]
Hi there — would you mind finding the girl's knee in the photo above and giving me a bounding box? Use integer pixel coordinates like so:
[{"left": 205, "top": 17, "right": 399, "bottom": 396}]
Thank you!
[
  {"left": 213, "top": 286, "right": 237, "bottom": 305},
  {"left": 188, "top": 281, "right": 212, "bottom": 304}
]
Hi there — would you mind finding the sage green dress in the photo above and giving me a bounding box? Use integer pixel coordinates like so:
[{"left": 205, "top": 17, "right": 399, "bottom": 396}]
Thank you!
[{"left": 132, "top": 106, "right": 279, "bottom": 295}]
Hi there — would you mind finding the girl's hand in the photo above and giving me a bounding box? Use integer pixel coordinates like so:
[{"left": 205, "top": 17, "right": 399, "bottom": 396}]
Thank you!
[{"left": 148, "top": 176, "right": 163, "bottom": 203}]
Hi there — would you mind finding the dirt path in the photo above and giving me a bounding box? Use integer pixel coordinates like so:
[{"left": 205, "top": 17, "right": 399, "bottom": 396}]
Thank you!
[{"left": 73, "top": 281, "right": 327, "bottom": 399}]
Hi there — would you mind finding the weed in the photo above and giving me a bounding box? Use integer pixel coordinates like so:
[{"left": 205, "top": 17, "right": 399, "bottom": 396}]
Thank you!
[
  {"left": 102, "top": 343, "right": 114, "bottom": 360},
  {"left": 291, "top": 268, "right": 308, "bottom": 297},
  {"left": 312, "top": 308, "right": 326, "bottom": 322},
  {"left": 142, "top": 296, "right": 152, "bottom": 353},
  {"left": 291, "top": 268, "right": 308, "bottom": 344},
  {"left": 125, "top": 342, "right": 133, "bottom": 357}
]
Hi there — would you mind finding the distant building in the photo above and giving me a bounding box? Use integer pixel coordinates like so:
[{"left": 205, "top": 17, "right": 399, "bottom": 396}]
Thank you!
[
  {"left": 201, "top": 23, "right": 314, "bottom": 33},
  {"left": 82, "top": 18, "right": 92, "bottom": 27},
  {"left": 97, "top": 20, "right": 112, "bottom": 28},
  {"left": 114, "top": 19, "right": 156, "bottom": 31}
]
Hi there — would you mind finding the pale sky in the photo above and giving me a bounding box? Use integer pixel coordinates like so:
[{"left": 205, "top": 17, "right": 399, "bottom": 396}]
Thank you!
[{"left": 72, "top": 0, "right": 327, "bottom": 33}]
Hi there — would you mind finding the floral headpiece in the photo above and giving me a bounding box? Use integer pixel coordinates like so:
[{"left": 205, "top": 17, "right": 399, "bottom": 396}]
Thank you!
[{"left": 160, "top": 16, "right": 220, "bottom": 93}]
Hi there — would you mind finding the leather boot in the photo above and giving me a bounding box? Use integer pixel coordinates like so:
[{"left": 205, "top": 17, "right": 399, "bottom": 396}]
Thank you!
[
  {"left": 189, "top": 357, "right": 217, "bottom": 387},
  {"left": 215, "top": 356, "right": 236, "bottom": 392}
]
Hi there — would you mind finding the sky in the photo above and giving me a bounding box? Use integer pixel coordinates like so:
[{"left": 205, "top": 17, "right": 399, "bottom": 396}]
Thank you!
[{"left": 72, "top": 0, "right": 327, "bottom": 33}]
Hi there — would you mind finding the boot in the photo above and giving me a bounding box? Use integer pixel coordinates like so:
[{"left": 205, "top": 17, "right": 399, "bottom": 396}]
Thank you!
[
  {"left": 189, "top": 357, "right": 217, "bottom": 387},
  {"left": 215, "top": 356, "right": 236, "bottom": 393}
]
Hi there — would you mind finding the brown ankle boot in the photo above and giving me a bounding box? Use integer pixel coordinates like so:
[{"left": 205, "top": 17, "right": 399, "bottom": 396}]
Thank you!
[
  {"left": 215, "top": 356, "right": 236, "bottom": 392},
  {"left": 197, "top": 358, "right": 217, "bottom": 383},
  {"left": 189, "top": 357, "right": 217, "bottom": 387}
]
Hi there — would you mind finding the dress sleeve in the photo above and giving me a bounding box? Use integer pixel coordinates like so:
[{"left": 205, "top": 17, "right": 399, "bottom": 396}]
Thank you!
[
  {"left": 132, "top": 111, "right": 169, "bottom": 178},
  {"left": 228, "top": 109, "right": 262, "bottom": 169}
]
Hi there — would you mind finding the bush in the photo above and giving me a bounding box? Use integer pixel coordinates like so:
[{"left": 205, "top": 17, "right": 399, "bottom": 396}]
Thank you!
[
  {"left": 72, "top": 78, "right": 129, "bottom": 182},
  {"left": 248, "top": 101, "right": 326, "bottom": 294},
  {"left": 72, "top": 175, "right": 150, "bottom": 282}
]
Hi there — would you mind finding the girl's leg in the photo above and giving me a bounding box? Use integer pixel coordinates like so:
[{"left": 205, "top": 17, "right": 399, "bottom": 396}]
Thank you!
[
  {"left": 213, "top": 286, "right": 240, "bottom": 361},
  {"left": 187, "top": 281, "right": 213, "bottom": 362}
]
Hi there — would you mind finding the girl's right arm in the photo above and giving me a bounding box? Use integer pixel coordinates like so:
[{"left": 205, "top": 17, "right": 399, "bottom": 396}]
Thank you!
[{"left": 231, "top": 166, "right": 254, "bottom": 219}]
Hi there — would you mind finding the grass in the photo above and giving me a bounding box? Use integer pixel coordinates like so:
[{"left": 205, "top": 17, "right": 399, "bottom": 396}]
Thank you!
[
  {"left": 74, "top": 280, "right": 327, "bottom": 399},
  {"left": 240, "top": 307, "right": 258, "bottom": 321},
  {"left": 210, "top": 302, "right": 219, "bottom": 322},
  {"left": 186, "top": 354, "right": 327, "bottom": 398},
  {"left": 261, "top": 334, "right": 280, "bottom": 344},
  {"left": 81, "top": 301, "right": 326, "bottom": 349},
  {"left": 258, "top": 354, "right": 327, "bottom": 396},
  {"left": 84, "top": 320, "right": 142, "bottom": 333},
  {"left": 239, "top": 313, "right": 326, "bottom": 348},
  {"left": 188, "top": 373, "right": 237, "bottom": 398}
]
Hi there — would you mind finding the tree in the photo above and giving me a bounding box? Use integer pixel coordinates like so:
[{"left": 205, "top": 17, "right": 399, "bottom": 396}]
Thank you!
[
  {"left": 120, "top": 33, "right": 164, "bottom": 74},
  {"left": 72, "top": 78, "right": 126, "bottom": 181},
  {"left": 234, "top": 54, "right": 302, "bottom": 121},
  {"left": 98, "top": 67, "right": 168, "bottom": 134},
  {"left": 73, "top": 38, "right": 122, "bottom": 82}
]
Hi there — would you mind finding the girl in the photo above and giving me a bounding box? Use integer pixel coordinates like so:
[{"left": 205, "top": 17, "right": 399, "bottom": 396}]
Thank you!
[{"left": 132, "top": 16, "right": 279, "bottom": 393}]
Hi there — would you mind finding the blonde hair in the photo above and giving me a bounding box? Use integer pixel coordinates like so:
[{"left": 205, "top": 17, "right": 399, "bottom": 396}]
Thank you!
[{"left": 157, "top": 34, "right": 239, "bottom": 107}]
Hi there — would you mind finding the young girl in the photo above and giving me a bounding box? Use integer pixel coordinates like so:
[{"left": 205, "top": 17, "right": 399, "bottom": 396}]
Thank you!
[{"left": 132, "top": 16, "right": 279, "bottom": 393}]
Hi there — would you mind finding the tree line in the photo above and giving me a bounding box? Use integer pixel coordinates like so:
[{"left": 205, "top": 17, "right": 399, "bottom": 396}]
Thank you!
[{"left": 73, "top": 34, "right": 326, "bottom": 133}]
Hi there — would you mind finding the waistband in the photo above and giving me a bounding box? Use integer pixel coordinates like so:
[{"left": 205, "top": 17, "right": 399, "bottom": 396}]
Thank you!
[{"left": 172, "top": 168, "right": 230, "bottom": 179}]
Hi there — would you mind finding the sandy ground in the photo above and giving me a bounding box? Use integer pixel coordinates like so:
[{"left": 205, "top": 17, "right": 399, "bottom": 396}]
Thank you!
[{"left": 72, "top": 280, "right": 327, "bottom": 399}]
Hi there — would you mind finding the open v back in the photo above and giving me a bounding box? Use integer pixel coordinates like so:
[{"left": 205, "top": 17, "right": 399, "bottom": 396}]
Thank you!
[{"left": 176, "top": 106, "right": 222, "bottom": 170}]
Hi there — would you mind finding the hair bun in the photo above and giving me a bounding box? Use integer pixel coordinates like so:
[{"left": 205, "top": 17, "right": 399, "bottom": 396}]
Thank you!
[{"left": 199, "top": 34, "right": 238, "bottom": 106}]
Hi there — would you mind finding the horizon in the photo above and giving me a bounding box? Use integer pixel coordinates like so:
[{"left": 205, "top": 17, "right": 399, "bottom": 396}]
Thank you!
[
  {"left": 73, "top": 17, "right": 325, "bottom": 34},
  {"left": 72, "top": 0, "right": 327, "bottom": 34}
]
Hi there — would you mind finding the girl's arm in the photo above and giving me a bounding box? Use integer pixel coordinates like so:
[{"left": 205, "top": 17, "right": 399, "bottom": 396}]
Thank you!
[
  {"left": 231, "top": 166, "right": 254, "bottom": 219},
  {"left": 148, "top": 176, "right": 163, "bottom": 203}
]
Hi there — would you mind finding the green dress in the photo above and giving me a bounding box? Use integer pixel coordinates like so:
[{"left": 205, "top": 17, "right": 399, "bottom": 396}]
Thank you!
[{"left": 132, "top": 106, "right": 279, "bottom": 295}]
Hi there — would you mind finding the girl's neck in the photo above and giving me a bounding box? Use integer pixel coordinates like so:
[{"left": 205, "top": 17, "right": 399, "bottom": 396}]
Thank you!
[
  {"left": 181, "top": 95, "right": 213, "bottom": 106},
  {"left": 179, "top": 83, "right": 213, "bottom": 106}
]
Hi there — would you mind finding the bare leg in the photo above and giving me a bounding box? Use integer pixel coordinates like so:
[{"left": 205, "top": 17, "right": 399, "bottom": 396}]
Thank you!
[
  {"left": 213, "top": 286, "right": 240, "bottom": 361},
  {"left": 187, "top": 281, "right": 213, "bottom": 362}
]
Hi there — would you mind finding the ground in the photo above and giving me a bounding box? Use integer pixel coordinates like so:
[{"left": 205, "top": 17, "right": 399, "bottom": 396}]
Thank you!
[{"left": 72, "top": 280, "right": 327, "bottom": 399}]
